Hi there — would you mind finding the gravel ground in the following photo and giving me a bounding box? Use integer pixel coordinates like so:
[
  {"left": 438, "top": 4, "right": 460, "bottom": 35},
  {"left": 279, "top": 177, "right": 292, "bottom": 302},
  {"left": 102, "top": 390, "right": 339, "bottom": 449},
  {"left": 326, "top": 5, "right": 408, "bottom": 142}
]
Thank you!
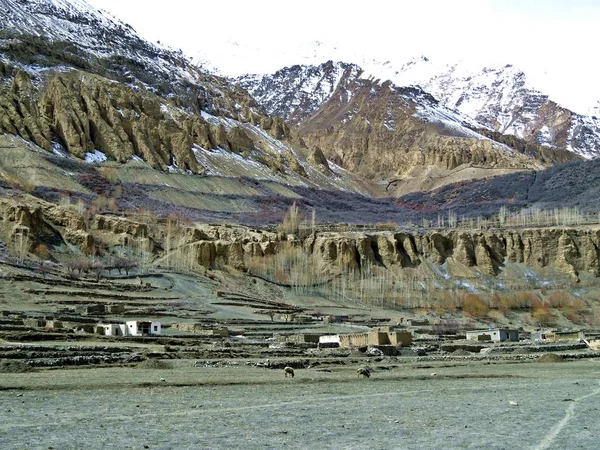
[{"left": 1, "top": 359, "right": 599, "bottom": 449}]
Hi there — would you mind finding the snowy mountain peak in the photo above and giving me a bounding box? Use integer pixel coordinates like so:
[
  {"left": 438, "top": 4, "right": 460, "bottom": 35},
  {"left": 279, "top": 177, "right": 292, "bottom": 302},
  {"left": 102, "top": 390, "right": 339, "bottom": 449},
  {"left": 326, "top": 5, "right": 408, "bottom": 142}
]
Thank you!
[{"left": 235, "top": 61, "right": 360, "bottom": 126}]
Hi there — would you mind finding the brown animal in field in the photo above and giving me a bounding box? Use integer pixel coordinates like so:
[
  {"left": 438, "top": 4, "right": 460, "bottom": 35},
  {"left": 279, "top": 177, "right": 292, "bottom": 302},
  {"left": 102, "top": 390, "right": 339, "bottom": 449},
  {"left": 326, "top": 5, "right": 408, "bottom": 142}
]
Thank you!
[
  {"left": 357, "top": 367, "right": 371, "bottom": 378},
  {"left": 284, "top": 366, "right": 295, "bottom": 378}
]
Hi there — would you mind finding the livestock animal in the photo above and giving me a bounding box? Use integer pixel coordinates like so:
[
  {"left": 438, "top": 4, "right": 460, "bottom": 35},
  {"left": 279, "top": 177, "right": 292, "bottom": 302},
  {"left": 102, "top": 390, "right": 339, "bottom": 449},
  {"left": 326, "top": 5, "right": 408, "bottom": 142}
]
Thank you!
[
  {"left": 356, "top": 367, "right": 371, "bottom": 378},
  {"left": 284, "top": 366, "right": 295, "bottom": 378}
]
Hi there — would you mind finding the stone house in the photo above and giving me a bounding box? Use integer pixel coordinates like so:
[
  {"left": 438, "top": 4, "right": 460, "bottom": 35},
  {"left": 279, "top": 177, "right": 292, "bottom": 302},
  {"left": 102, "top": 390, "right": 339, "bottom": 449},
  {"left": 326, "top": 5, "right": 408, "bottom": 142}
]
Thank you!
[
  {"left": 531, "top": 330, "right": 583, "bottom": 342},
  {"left": 170, "top": 323, "right": 228, "bottom": 336},
  {"left": 279, "top": 333, "right": 322, "bottom": 344},
  {"left": 98, "top": 323, "right": 127, "bottom": 336},
  {"left": 326, "top": 327, "right": 413, "bottom": 349}
]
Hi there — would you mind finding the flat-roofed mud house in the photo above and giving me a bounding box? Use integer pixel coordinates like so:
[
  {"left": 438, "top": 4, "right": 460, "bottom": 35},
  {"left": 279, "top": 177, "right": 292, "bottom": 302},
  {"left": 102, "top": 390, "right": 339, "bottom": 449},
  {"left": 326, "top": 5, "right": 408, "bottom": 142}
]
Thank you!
[{"left": 340, "top": 327, "right": 413, "bottom": 348}]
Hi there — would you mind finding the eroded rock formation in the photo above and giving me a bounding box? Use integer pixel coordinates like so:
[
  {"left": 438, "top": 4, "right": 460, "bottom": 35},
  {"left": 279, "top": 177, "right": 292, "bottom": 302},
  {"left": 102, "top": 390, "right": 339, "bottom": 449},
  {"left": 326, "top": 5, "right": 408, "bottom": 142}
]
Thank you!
[{"left": 1, "top": 195, "right": 598, "bottom": 281}]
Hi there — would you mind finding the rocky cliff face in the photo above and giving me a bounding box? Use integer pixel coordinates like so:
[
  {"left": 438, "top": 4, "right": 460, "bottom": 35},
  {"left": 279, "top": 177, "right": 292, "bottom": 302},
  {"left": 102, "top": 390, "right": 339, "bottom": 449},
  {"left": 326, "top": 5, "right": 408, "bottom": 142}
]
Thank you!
[
  {"left": 4, "top": 194, "right": 596, "bottom": 282},
  {"left": 0, "top": 0, "right": 325, "bottom": 180},
  {"left": 0, "top": 67, "right": 260, "bottom": 174},
  {"left": 180, "top": 226, "right": 599, "bottom": 281}
]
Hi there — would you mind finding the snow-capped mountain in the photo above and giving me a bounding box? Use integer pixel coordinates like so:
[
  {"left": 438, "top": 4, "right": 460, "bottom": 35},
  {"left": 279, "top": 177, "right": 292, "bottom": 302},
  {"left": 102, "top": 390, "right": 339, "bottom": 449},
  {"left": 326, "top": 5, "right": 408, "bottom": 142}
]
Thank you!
[
  {"left": 236, "top": 61, "right": 358, "bottom": 126},
  {"left": 234, "top": 60, "right": 582, "bottom": 184},
  {"left": 236, "top": 56, "right": 600, "bottom": 160},
  {"left": 393, "top": 59, "right": 600, "bottom": 159}
]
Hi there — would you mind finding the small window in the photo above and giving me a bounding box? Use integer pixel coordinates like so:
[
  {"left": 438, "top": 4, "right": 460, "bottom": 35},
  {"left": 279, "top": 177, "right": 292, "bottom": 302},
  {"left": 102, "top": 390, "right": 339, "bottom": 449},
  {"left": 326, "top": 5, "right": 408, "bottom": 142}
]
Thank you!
[{"left": 153, "top": 326, "right": 158, "bottom": 331}]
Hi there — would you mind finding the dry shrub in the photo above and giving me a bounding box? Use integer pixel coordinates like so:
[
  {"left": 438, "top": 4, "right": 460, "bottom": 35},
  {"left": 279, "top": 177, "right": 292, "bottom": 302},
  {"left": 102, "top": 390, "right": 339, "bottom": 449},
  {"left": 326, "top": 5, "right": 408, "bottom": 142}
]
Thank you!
[
  {"left": 99, "top": 166, "right": 119, "bottom": 184},
  {"left": 135, "top": 359, "right": 172, "bottom": 369},
  {"left": 245, "top": 242, "right": 323, "bottom": 289},
  {"left": 279, "top": 202, "right": 301, "bottom": 234},
  {"left": 21, "top": 180, "right": 35, "bottom": 192},
  {"left": 491, "top": 291, "right": 538, "bottom": 312},
  {"left": 462, "top": 293, "right": 489, "bottom": 317},
  {"left": 547, "top": 290, "right": 574, "bottom": 308},
  {"left": 538, "top": 353, "right": 563, "bottom": 363},
  {"left": 531, "top": 300, "right": 554, "bottom": 325},
  {"left": 0, "top": 360, "right": 35, "bottom": 373},
  {"left": 565, "top": 311, "right": 586, "bottom": 325},
  {"left": 33, "top": 243, "right": 51, "bottom": 260},
  {"left": 437, "top": 292, "right": 457, "bottom": 313},
  {"left": 107, "top": 198, "right": 118, "bottom": 213},
  {"left": 514, "top": 292, "right": 538, "bottom": 308}
]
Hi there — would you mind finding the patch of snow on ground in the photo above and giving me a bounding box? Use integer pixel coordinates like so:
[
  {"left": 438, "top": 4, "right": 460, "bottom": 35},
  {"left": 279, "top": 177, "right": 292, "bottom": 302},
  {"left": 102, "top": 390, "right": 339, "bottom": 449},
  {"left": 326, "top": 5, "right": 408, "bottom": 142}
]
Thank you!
[
  {"left": 51, "top": 141, "right": 68, "bottom": 157},
  {"left": 455, "top": 280, "right": 478, "bottom": 293},
  {"left": 432, "top": 262, "right": 451, "bottom": 280},
  {"left": 84, "top": 149, "right": 107, "bottom": 163}
]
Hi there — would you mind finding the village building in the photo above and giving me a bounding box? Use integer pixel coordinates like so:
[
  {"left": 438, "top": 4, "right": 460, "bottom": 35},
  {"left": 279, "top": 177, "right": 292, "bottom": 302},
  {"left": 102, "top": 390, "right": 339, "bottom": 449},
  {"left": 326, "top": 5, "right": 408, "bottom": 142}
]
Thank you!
[
  {"left": 106, "top": 304, "right": 125, "bottom": 314},
  {"left": 318, "top": 327, "right": 412, "bottom": 349},
  {"left": 278, "top": 333, "right": 322, "bottom": 344},
  {"left": 339, "top": 327, "right": 413, "bottom": 348},
  {"left": 318, "top": 334, "right": 341, "bottom": 347},
  {"left": 126, "top": 320, "right": 161, "bottom": 336},
  {"left": 170, "top": 323, "right": 229, "bottom": 336},
  {"left": 466, "top": 328, "right": 519, "bottom": 342},
  {"left": 530, "top": 330, "right": 583, "bottom": 342},
  {"left": 97, "top": 320, "right": 161, "bottom": 336},
  {"left": 97, "top": 323, "right": 127, "bottom": 336}
]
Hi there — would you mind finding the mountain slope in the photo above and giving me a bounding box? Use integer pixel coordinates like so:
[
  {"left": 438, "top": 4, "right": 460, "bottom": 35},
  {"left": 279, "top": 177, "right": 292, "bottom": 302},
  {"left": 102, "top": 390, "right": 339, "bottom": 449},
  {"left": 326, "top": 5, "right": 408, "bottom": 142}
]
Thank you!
[
  {"left": 236, "top": 61, "right": 355, "bottom": 126},
  {"left": 0, "top": 0, "right": 371, "bottom": 193}
]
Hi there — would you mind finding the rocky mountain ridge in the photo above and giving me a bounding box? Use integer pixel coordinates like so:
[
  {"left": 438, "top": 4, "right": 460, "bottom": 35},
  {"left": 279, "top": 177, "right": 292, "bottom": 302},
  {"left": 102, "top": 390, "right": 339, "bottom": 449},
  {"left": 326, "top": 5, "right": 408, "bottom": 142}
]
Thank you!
[{"left": 404, "top": 60, "right": 600, "bottom": 159}]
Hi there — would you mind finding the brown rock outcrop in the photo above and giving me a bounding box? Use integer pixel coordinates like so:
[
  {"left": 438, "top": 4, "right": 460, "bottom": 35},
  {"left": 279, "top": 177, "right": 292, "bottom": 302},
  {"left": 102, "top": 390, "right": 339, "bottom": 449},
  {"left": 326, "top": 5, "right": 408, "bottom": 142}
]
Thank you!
[
  {"left": 92, "top": 215, "right": 147, "bottom": 238},
  {"left": 179, "top": 227, "right": 600, "bottom": 279},
  {"left": 307, "top": 146, "right": 331, "bottom": 175}
]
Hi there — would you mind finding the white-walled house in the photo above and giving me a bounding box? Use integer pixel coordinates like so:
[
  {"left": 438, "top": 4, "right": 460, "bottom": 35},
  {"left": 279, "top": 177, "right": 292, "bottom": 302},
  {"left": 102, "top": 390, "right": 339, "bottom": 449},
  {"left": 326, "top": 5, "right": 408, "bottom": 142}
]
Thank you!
[
  {"left": 126, "top": 320, "right": 161, "bottom": 336},
  {"left": 318, "top": 334, "right": 341, "bottom": 348},
  {"left": 99, "top": 323, "right": 128, "bottom": 336},
  {"left": 97, "top": 321, "right": 161, "bottom": 336},
  {"left": 465, "top": 328, "right": 518, "bottom": 342}
]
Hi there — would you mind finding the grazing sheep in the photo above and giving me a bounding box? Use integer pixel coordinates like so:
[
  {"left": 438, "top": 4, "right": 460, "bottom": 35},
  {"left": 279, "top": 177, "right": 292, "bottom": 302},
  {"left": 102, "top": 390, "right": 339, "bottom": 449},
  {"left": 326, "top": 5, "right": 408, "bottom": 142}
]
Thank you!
[
  {"left": 284, "top": 366, "right": 295, "bottom": 378},
  {"left": 357, "top": 367, "right": 371, "bottom": 378}
]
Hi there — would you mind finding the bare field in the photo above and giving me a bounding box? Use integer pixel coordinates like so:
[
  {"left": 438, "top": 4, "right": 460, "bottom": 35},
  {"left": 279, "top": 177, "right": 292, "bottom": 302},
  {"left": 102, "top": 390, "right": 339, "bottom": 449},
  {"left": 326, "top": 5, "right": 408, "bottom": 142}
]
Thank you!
[{"left": 1, "top": 359, "right": 599, "bottom": 449}]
